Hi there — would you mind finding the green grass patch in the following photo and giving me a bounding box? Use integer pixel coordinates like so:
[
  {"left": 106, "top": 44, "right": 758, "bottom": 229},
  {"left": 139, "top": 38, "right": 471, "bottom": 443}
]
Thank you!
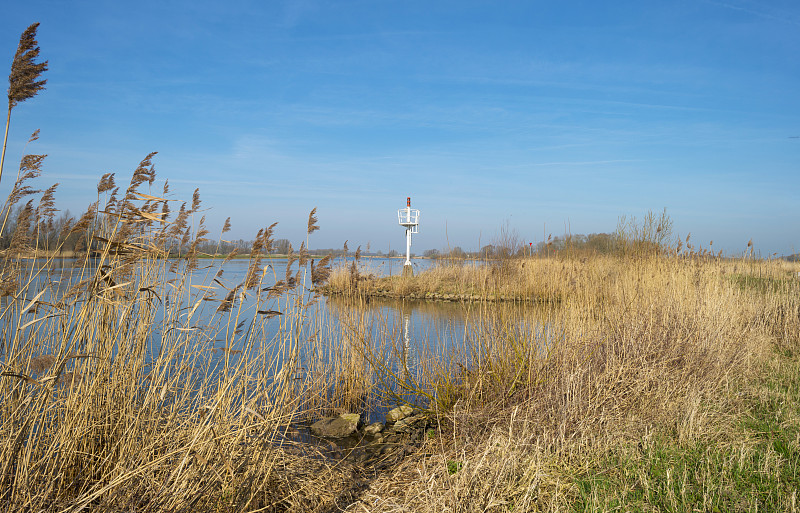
[
  {"left": 729, "top": 273, "right": 796, "bottom": 295},
  {"left": 571, "top": 351, "right": 800, "bottom": 512}
]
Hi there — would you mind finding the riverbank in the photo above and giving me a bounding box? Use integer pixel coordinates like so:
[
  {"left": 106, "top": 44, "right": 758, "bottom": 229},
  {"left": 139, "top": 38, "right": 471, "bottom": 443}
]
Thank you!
[
  {"left": 345, "top": 347, "right": 800, "bottom": 511},
  {"left": 333, "top": 255, "right": 800, "bottom": 511},
  {"left": 3, "top": 242, "right": 799, "bottom": 511},
  {"left": 324, "top": 254, "right": 800, "bottom": 304},
  {"left": 324, "top": 258, "right": 568, "bottom": 303}
]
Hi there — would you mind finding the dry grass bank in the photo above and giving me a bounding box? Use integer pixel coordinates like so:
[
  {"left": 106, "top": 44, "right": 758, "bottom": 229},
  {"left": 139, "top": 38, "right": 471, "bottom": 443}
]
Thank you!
[
  {"left": 327, "top": 257, "right": 573, "bottom": 302},
  {"left": 341, "top": 254, "right": 800, "bottom": 511},
  {"left": 329, "top": 253, "right": 800, "bottom": 304}
]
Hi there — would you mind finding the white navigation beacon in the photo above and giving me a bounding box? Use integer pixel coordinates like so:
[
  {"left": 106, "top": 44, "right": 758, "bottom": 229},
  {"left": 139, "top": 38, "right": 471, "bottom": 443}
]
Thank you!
[{"left": 397, "top": 197, "right": 420, "bottom": 271}]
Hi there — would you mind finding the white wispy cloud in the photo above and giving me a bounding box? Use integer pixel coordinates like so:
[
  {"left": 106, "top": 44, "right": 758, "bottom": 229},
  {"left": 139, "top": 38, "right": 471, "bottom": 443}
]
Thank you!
[{"left": 704, "top": 0, "right": 800, "bottom": 27}]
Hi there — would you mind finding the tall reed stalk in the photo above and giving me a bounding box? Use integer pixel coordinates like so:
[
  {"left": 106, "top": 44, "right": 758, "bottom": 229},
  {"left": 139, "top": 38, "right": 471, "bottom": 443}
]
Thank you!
[
  {"left": 0, "top": 151, "right": 384, "bottom": 510},
  {"left": 1, "top": 23, "right": 47, "bottom": 186}
]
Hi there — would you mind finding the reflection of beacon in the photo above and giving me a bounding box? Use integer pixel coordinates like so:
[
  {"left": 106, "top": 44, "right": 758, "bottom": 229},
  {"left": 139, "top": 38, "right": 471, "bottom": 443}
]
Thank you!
[{"left": 397, "top": 197, "right": 420, "bottom": 276}]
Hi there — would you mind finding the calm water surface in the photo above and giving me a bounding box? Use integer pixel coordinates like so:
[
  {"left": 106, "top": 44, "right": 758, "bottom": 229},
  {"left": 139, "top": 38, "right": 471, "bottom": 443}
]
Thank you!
[{"left": 7, "top": 257, "right": 550, "bottom": 421}]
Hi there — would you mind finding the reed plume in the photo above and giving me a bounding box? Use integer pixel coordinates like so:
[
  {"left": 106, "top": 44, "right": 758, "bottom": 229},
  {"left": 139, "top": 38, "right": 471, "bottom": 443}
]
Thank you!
[
  {"left": 307, "top": 207, "right": 319, "bottom": 235},
  {"left": 286, "top": 241, "right": 296, "bottom": 267},
  {"left": 191, "top": 188, "right": 201, "bottom": 212},
  {"left": 0, "top": 150, "right": 45, "bottom": 238},
  {"left": 244, "top": 225, "right": 274, "bottom": 290},
  {"left": 35, "top": 183, "right": 58, "bottom": 225},
  {"left": 123, "top": 152, "right": 157, "bottom": 203},
  {"left": 179, "top": 226, "right": 191, "bottom": 249},
  {"left": 28, "top": 354, "right": 55, "bottom": 374},
  {"left": 5, "top": 153, "right": 44, "bottom": 206},
  {"left": 0, "top": 270, "right": 18, "bottom": 296},
  {"left": 69, "top": 202, "right": 97, "bottom": 235},
  {"left": 104, "top": 187, "right": 119, "bottom": 213},
  {"left": 217, "top": 285, "right": 240, "bottom": 312},
  {"left": 169, "top": 203, "right": 188, "bottom": 240},
  {"left": 1, "top": 23, "right": 48, "bottom": 186},
  {"left": 9, "top": 200, "right": 34, "bottom": 253},
  {"left": 311, "top": 254, "right": 333, "bottom": 285},
  {"left": 298, "top": 241, "right": 309, "bottom": 267},
  {"left": 97, "top": 173, "right": 116, "bottom": 195},
  {"left": 185, "top": 215, "right": 209, "bottom": 272}
]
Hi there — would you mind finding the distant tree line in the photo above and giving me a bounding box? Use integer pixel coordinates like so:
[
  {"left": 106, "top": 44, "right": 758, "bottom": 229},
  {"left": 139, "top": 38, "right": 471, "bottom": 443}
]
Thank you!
[
  {"left": 422, "top": 210, "right": 679, "bottom": 260},
  {"left": 185, "top": 239, "right": 404, "bottom": 259},
  {"left": 420, "top": 233, "right": 619, "bottom": 260},
  {"left": 0, "top": 205, "right": 89, "bottom": 255}
]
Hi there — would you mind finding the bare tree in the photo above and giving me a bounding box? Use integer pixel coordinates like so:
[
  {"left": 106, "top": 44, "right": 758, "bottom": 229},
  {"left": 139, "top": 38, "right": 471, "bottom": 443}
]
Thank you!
[{"left": 273, "top": 238, "right": 292, "bottom": 255}]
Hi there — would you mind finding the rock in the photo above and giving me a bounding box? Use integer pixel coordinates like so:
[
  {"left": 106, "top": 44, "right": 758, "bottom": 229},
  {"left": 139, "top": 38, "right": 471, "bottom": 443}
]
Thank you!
[
  {"left": 392, "top": 414, "right": 426, "bottom": 433},
  {"left": 364, "top": 422, "right": 384, "bottom": 435},
  {"left": 385, "top": 405, "right": 414, "bottom": 423},
  {"left": 310, "top": 413, "right": 361, "bottom": 438},
  {"left": 346, "top": 448, "right": 367, "bottom": 463},
  {"left": 391, "top": 419, "right": 411, "bottom": 432},
  {"left": 384, "top": 433, "right": 402, "bottom": 444}
]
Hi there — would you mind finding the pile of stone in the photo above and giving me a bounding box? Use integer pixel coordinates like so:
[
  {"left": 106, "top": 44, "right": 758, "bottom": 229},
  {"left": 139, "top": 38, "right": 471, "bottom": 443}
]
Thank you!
[{"left": 308, "top": 404, "right": 434, "bottom": 466}]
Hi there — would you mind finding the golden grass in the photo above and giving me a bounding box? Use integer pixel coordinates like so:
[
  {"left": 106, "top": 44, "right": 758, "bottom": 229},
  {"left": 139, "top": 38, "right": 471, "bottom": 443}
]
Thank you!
[
  {"left": 328, "top": 256, "right": 619, "bottom": 302},
  {"left": 341, "top": 253, "right": 800, "bottom": 512},
  {"left": 8, "top": 22, "right": 798, "bottom": 511},
  {"left": 0, "top": 158, "right": 375, "bottom": 511},
  {"left": 2, "top": 145, "right": 799, "bottom": 510}
]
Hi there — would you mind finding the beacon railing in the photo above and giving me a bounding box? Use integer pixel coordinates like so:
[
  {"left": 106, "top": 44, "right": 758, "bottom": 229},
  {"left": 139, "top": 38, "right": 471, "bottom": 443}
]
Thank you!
[{"left": 397, "top": 208, "right": 420, "bottom": 232}]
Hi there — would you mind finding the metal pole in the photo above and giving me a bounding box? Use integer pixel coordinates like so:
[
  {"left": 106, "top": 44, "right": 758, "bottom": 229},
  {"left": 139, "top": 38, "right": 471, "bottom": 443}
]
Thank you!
[
  {"left": 405, "top": 226, "right": 412, "bottom": 266},
  {"left": 405, "top": 198, "right": 412, "bottom": 267}
]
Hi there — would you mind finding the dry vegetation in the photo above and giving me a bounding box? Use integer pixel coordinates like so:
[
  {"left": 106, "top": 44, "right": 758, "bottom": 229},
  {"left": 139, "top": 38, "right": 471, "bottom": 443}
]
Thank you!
[
  {"left": 328, "top": 257, "right": 575, "bottom": 302},
  {"left": 2, "top": 22, "right": 799, "bottom": 513},
  {"left": 0, "top": 152, "right": 378, "bottom": 511},
  {"left": 1, "top": 153, "right": 799, "bottom": 511},
  {"left": 340, "top": 252, "right": 800, "bottom": 512}
]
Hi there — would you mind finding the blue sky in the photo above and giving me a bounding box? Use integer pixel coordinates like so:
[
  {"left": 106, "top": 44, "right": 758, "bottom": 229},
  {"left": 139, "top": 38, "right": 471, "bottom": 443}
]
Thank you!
[{"left": 1, "top": 0, "right": 798, "bottom": 255}]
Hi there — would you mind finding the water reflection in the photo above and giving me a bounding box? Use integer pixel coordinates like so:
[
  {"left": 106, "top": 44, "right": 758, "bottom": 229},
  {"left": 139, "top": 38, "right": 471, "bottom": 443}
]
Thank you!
[
  {"left": 324, "top": 293, "right": 555, "bottom": 410},
  {"left": 4, "top": 257, "right": 555, "bottom": 421}
]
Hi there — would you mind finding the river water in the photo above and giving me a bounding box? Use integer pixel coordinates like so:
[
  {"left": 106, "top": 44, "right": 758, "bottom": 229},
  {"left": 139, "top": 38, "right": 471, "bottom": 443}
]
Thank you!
[{"left": 5, "top": 256, "right": 552, "bottom": 423}]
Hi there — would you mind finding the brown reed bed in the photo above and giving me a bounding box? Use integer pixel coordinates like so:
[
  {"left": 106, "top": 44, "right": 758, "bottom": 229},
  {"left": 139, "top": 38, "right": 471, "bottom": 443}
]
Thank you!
[
  {"left": 2, "top": 132, "right": 799, "bottom": 511},
  {"left": 0, "top": 152, "right": 387, "bottom": 511},
  {"left": 342, "top": 251, "right": 800, "bottom": 512},
  {"left": 1, "top": 153, "right": 798, "bottom": 511}
]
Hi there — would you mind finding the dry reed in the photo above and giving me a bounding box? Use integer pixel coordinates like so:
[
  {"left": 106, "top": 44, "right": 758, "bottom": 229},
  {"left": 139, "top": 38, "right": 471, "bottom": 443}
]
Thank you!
[
  {"left": 1, "top": 97, "right": 798, "bottom": 509},
  {"left": 1, "top": 167, "right": 798, "bottom": 510},
  {"left": 0, "top": 156, "right": 365, "bottom": 512},
  {"left": 343, "top": 251, "right": 800, "bottom": 512}
]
